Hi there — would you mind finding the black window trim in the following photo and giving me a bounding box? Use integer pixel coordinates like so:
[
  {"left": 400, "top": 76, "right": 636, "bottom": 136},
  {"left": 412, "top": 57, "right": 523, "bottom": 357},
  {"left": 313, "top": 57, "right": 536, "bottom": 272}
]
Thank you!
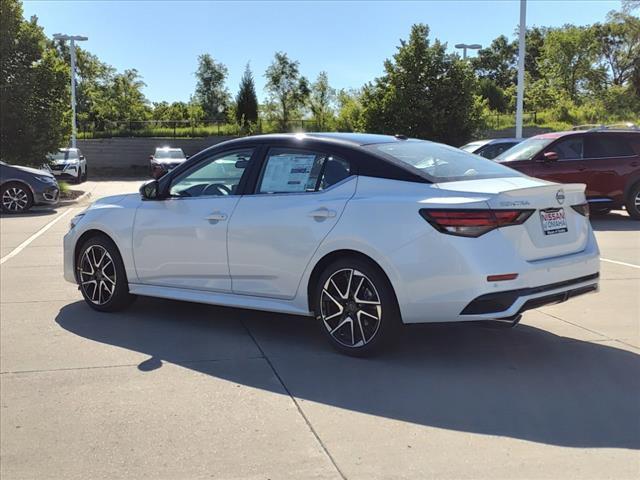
[{"left": 250, "top": 146, "right": 354, "bottom": 196}]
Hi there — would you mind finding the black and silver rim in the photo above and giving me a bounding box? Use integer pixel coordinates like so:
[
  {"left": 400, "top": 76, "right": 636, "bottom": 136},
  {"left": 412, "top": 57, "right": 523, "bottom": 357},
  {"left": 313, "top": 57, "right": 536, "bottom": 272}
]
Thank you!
[
  {"left": 320, "top": 269, "right": 382, "bottom": 348},
  {"left": 79, "top": 245, "right": 116, "bottom": 305},
  {"left": 635, "top": 190, "right": 640, "bottom": 211},
  {"left": 2, "top": 187, "right": 29, "bottom": 212}
]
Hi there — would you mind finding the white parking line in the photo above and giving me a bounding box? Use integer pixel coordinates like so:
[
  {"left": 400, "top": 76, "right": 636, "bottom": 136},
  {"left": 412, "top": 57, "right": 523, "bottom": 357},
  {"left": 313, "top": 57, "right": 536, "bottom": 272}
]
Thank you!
[
  {"left": 0, "top": 209, "right": 74, "bottom": 265},
  {"left": 601, "top": 258, "right": 640, "bottom": 269}
]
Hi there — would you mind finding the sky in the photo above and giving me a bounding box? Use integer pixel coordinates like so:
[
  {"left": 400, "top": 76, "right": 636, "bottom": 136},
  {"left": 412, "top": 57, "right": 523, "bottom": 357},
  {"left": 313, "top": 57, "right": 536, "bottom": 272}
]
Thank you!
[{"left": 22, "top": 0, "right": 622, "bottom": 104}]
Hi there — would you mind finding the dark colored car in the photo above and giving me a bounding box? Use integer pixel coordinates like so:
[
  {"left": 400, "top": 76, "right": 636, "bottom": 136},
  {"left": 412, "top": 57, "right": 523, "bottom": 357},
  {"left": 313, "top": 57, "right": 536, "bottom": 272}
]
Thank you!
[
  {"left": 460, "top": 138, "right": 522, "bottom": 159},
  {"left": 149, "top": 147, "right": 188, "bottom": 178},
  {"left": 0, "top": 161, "right": 59, "bottom": 213},
  {"left": 495, "top": 129, "right": 640, "bottom": 219}
]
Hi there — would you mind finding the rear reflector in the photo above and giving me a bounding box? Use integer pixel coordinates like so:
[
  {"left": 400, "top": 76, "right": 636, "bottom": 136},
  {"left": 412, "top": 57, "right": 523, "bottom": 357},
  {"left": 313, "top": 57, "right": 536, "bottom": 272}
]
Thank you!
[
  {"left": 487, "top": 273, "right": 519, "bottom": 282},
  {"left": 419, "top": 209, "right": 534, "bottom": 237},
  {"left": 571, "top": 203, "right": 590, "bottom": 217}
]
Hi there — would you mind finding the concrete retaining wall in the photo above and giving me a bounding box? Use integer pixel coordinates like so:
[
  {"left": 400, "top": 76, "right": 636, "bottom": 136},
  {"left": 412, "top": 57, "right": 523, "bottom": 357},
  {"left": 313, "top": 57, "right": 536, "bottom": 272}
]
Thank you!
[{"left": 77, "top": 136, "right": 236, "bottom": 176}]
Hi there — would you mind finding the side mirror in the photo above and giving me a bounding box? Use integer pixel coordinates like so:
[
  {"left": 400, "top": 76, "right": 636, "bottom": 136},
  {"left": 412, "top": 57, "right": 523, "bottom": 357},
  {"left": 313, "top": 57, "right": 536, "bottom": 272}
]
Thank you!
[
  {"left": 543, "top": 151, "right": 559, "bottom": 162},
  {"left": 235, "top": 159, "right": 249, "bottom": 169},
  {"left": 185, "top": 155, "right": 190, "bottom": 159},
  {"left": 79, "top": 155, "right": 85, "bottom": 160},
  {"left": 149, "top": 154, "right": 154, "bottom": 160},
  {"left": 140, "top": 179, "right": 159, "bottom": 200}
]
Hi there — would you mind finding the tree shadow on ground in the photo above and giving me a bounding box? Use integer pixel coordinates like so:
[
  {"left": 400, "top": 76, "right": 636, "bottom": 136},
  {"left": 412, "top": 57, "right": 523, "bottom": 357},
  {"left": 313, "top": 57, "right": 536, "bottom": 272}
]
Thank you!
[{"left": 56, "top": 297, "right": 640, "bottom": 450}]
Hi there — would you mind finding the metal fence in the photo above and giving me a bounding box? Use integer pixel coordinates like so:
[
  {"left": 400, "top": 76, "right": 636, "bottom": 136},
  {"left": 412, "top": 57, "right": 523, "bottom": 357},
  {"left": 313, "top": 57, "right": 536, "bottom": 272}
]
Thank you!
[{"left": 77, "top": 119, "right": 326, "bottom": 139}]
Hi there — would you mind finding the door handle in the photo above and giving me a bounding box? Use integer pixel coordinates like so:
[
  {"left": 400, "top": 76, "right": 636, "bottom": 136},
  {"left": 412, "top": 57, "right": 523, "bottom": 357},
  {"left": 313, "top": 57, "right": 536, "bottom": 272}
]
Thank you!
[
  {"left": 308, "top": 208, "right": 337, "bottom": 219},
  {"left": 205, "top": 212, "right": 227, "bottom": 222}
]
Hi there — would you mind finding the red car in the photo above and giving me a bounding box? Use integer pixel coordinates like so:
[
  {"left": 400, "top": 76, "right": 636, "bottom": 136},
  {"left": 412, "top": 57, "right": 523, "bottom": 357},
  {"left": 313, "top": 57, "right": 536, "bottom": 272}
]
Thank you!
[{"left": 495, "top": 128, "right": 640, "bottom": 219}]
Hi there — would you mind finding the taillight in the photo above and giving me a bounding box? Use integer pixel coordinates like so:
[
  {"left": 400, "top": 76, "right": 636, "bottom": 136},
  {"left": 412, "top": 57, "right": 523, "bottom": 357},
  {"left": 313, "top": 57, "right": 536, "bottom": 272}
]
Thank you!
[
  {"left": 571, "top": 203, "right": 590, "bottom": 217},
  {"left": 419, "top": 209, "right": 534, "bottom": 237}
]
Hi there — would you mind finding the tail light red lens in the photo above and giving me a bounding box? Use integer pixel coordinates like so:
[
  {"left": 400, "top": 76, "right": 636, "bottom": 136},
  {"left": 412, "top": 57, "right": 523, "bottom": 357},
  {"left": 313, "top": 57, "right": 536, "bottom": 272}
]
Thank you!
[
  {"left": 571, "top": 203, "right": 590, "bottom": 217},
  {"left": 419, "top": 209, "right": 534, "bottom": 237}
]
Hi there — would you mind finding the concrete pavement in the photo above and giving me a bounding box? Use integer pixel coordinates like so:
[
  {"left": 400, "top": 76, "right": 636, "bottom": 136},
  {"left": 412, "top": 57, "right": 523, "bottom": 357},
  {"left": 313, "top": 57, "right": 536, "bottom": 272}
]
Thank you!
[{"left": 1, "top": 180, "right": 639, "bottom": 479}]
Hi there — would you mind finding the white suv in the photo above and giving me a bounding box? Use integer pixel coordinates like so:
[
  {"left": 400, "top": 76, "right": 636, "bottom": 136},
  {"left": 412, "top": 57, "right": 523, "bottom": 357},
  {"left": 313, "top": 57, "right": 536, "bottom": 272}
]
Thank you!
[{"left": 48, "top": 148, "right": 87, "bottom": 183}]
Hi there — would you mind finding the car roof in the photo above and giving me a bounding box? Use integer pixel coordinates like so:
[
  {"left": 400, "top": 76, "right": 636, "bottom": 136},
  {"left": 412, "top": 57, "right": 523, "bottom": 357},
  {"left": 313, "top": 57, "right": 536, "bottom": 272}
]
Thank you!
[
  {"left": 226, "top": 132, "right": 419, "bottom": 147},
  {"left": 185, "top": 132, "right": 432, "bottom": 184},
  {"left": 155, "top": 146, "right": 183, "bottom": 151}
]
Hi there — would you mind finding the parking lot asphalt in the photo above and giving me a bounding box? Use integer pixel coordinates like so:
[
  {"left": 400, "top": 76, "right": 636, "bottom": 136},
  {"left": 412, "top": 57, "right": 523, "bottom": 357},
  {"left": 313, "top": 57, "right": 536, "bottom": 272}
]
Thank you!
[{"left": 1, "top": 179, "right": 639, "bottom": 479}]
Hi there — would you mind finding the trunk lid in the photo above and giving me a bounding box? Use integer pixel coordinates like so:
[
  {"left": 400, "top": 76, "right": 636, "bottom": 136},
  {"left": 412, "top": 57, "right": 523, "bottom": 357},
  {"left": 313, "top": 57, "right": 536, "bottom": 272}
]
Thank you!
[{"left": 435, "top": 177, "right": 590, "bottom": 261}]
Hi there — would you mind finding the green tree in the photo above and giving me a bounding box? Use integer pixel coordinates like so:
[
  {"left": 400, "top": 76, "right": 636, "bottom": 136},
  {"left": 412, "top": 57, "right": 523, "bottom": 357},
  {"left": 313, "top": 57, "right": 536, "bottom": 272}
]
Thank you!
[
  {"left": 471, "top": 35, "right": 517, "bottom": 89},
  {"left": 0, "top": 0, "right": 69, "bottom": 165},
  {"left": 361, "top": 24, "right": 482, "bottom": 145},
  {"left": 235, "top": 63, "right": 258, "bottom": 128},
  {"left": 335, "top": 89, "right": 363, "bottom": 132},
  {"left": 593, "top": 12, "right": 640, "bottom": 87},
  {"left": 539, "top": 25, "right": 601, "bottom": 101},
  {"left": 264, "top": 52, "right": 310, "bottom": 130},
  {"left": 309, "top": 71, "right": 335, "bottom": 131},
  {"left": 477, "top": 78, "right": 508, "bottom": 112},
  {"left": 194, "top": 53, "right": 229, "bottom": 121}
]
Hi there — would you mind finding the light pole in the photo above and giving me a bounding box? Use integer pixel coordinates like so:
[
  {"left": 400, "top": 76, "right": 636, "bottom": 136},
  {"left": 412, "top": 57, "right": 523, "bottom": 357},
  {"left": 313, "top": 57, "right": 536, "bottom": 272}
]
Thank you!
[
  {"left": 53, "top": 33, "right": 88, "bottom": 148},
  {"left": 515, "top": 0, "right": 527, "bottom": 139},
  {"left": 454, "top": 43, "right": 481, "bottom": 60}
]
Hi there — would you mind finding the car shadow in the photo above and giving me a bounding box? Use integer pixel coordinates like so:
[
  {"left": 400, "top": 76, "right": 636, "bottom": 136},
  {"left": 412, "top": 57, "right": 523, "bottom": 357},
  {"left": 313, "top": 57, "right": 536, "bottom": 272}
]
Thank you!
[
  {"left": 590, "top": 211, "right": 639, "bottom": 231},
  {"left": 0, "top": 207, "right": 59, "bottom": 218},
  {"left": 55, "top": 298, "right": 640, "bottom": 450}
]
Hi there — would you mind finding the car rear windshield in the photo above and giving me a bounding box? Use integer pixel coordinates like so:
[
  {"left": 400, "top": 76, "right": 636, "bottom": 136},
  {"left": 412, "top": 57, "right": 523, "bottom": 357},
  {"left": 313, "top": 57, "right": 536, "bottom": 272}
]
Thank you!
[
  {"left": 494, "top": 137, "right": 555, "bottom": 162},
  {"left": 155, "top": 149, "right": 185, "bottom": 160},
  {"left": 367, "top": 141, "right": 523, "bottom": 183}
]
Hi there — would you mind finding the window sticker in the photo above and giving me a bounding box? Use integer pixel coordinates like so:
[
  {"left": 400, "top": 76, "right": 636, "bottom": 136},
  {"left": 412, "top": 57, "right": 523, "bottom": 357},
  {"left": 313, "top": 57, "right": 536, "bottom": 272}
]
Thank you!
[{"left": 260, "top": 154, "right": 317, "bottom": 193}]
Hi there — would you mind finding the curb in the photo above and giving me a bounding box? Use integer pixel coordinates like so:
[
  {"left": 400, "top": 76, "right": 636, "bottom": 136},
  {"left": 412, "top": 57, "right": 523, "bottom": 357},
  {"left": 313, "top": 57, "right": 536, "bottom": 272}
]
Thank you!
[{"left": 58, "top": 190, "right": 92, "bottom": 207}]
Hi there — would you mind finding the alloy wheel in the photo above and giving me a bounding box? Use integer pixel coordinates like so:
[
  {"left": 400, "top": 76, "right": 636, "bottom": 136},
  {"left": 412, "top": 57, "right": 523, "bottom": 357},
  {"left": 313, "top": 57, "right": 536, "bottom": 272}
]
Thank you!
[
  {"left": 2, "top": 187, "right": 29, "bottom": 212},
  {"left": 635, "top": 191, "right": 640, "bottom": 209},
  {"left": 320, "top": 269, "right": 382, "bottom": 348},
  {"left": 79, "top": 245, "right": 117, "bottom": 305}
]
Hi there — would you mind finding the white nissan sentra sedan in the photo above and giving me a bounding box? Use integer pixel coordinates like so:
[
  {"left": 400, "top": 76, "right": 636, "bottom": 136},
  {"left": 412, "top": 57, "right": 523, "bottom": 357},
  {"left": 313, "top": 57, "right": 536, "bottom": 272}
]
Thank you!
[{"left": 64, "top": 133, "right": 600, "bottom": 355}]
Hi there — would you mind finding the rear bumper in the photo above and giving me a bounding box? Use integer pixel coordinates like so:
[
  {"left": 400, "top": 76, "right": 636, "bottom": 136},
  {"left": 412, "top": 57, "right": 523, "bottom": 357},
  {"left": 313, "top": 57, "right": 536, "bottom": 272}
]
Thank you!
[
  {"left": 462, "top": 273, "right": 599, "bottom": 317},
  {"left": 388, "top": 226, "right": 600, "bottom": 324}
]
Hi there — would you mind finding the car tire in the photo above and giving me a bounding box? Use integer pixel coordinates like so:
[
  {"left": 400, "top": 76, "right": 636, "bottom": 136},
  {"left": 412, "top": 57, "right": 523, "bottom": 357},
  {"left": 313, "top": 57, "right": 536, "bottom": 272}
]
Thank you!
[
  {"left": 82, "top": 167, "right": 88, "bottom": 182},
  {"left": 77, "top": 234, "right": 136, "bottom": 312},
  {"left": 1, "top": 182, "right": 34, "bottom": 214},
  {"left": 73, "top": 168, "right": 82, "bottom": 184},
  {"left": 625, "top": 183, "right": 640, "bottom": 220},
  {"left": 313, "top": 257, "right": 401, "bottom": 356}
]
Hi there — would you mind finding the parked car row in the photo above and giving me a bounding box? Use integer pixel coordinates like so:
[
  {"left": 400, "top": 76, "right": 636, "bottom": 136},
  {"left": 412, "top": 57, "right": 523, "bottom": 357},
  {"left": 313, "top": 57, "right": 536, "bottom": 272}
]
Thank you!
[{"left": 464, "top": 126, "right": 640, "bottom": 219}]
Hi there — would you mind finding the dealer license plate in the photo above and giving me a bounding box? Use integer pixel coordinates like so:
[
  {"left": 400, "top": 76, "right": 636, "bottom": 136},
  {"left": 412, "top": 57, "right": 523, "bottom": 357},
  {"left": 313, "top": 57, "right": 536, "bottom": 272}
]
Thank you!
[{"left": 540, "top": 208, "right": 568, "bottom": 235}]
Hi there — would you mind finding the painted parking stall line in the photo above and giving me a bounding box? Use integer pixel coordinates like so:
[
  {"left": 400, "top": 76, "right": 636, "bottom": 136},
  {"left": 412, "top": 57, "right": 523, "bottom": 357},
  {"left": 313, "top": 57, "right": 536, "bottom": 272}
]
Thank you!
[
  {"left": 600, "top": 258, "right": 640, "bottom": 269},
  {"left": 0, "top": 208, "right": 74, "bottom": 265}
]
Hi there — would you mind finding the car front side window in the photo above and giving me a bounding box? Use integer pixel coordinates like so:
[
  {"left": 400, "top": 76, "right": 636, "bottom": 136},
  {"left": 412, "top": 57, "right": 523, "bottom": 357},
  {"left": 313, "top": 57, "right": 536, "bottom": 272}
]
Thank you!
[
  {"left": 169, "top": 149, "right": 253, "bottom": 198},
  {"left": 257, "top": 149, "right": 351, "bottom": 194}
]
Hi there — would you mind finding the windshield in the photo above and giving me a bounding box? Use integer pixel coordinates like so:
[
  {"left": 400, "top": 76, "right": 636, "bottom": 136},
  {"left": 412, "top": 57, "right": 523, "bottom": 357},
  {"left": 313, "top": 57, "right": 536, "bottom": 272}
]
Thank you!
[
  {"left": 49, "top": 150, "right": 78, "bottom": 161},
  {"left": 494, "top": 137, "right": 554, "bottom": 162},
  {"left": 155, "top": 149, "right": 185, "bottom": 160},
  {"left": 368, "top": 141, "right": 522, "bottom": 183}
]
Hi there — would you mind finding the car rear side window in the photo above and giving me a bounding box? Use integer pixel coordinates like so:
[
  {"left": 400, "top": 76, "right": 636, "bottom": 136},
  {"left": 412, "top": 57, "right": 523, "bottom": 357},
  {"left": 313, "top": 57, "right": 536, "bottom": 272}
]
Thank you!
[
  {"left": 584, "top": 135, "right": 634, "bottom": 158},
  {"left": 368, "top": 141, "right": 522, "bottom": 182},
  {"left": 257, "top": 149, "right": 351, "bottom": 194}
]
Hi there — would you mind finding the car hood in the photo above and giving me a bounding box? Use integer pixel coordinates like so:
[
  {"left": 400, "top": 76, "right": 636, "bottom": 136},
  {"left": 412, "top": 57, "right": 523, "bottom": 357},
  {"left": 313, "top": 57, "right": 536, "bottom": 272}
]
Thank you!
[
  {"left": 11, "top": 164, "right": 54, "bottom": 177},
  {"left": 153, "top": 158, "right": 186, "bottom": 164}
]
